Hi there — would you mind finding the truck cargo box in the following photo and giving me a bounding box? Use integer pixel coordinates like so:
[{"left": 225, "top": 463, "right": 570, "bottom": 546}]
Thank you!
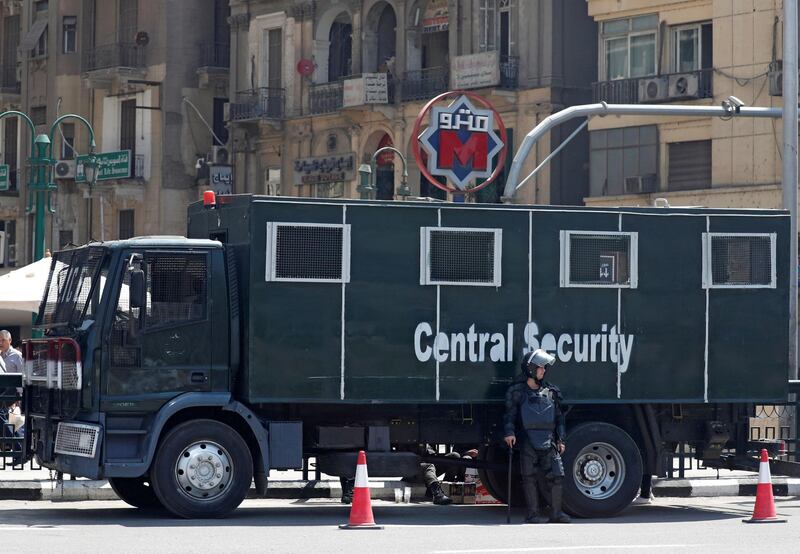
[{"left": 188, "top": 196, "right": 789, "bottom": 405}]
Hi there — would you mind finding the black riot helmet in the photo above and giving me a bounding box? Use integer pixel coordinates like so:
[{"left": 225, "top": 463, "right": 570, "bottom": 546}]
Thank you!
[{"left": 521, "top": 349, "right": 556, "bottom": 383}]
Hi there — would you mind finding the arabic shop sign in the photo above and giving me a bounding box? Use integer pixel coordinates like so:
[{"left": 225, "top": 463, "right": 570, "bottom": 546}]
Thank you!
[
  {"left": 451, "top": 51, "right": 500, "bottom": 89},
  {"left": 343, "top": 73, "right": 389, "bottom": 107},
  {"left": 0, "top": 165, "right": 8, "bottom": 191},
  {"left": 293, "top": 153, "right": 356, "bottom": 185},
  {"left": 76, "top": 150, "right": 131, "bottom": 182},
  {"left": 421, "top": 0, "right": 448, "bottom": 33},
  {"left": 210, "top": 165, "right": 233, "bottom": 194},
  {"left": 417, "top": 95, "right": 504, "bottom": 191}
]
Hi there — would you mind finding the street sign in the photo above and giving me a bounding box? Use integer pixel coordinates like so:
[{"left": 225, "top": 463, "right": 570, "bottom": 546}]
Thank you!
[
  {"left": 76, "top": 150, "right": 131, "bottom": 182},
  {"left": 417, "top": 94, "right": 504, "bottom": 191},
  {"left": 0, "top": 164, "right": 8, "bottom": 191}
]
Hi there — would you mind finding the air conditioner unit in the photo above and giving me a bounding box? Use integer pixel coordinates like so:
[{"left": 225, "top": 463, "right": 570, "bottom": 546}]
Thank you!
[
  {"left": 207, "top": 145, "right": 230, "bottom": 165},
  {"left": 54, "top": 160, "right": 76, "bottom": 180},
  {"left": 624, "top": 174, "right": 658, "bottom": 194},
  {"left": 638, "top": 77, "right": 669, "bottom": 103},
  {"left": 668, "top": 73, "right": 699, "bottom": 99}
]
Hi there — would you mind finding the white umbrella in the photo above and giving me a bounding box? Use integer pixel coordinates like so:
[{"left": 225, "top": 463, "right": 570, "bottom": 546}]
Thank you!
[{"left": 0, "top": 257, "right": 54, "bottom": 313}]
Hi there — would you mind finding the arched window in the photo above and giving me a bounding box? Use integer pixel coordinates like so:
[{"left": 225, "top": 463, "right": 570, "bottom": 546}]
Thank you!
[{"left": 329, "top": 14, "right": 352, "bottom": 81}]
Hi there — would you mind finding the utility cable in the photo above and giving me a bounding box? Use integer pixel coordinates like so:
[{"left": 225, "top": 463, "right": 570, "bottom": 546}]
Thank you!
[{"left": 181, "top": 96, "right": 225, "bottom": 146}]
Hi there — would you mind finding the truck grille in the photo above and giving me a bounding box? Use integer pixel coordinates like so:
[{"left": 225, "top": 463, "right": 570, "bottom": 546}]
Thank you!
[{"left": 54, "top": 423, "right": 100, "bottom": 458}]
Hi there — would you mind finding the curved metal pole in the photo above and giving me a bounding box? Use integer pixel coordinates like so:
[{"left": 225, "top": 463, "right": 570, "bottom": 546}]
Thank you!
[
  {"left": 0, "top": 110, "right": 36, "bottom": 153},
  {"left": 46, "top": 113, "right": 97, "bottom": 159},
  {"left": 502, "top": 102, "right": 783, "bottom": 200},
  {"left": 370, "top": 146, "right": 410, "bottom": 198}
]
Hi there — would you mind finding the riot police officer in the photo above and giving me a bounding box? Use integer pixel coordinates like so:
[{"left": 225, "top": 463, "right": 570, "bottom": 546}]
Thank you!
[{"left": 503, "top": 349, "right": 571, "bottom": 524}]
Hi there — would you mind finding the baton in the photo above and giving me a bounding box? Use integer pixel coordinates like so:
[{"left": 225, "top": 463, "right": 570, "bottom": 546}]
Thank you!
[{"left": 506, "top": 443, "right": 513, "bottom": 524}]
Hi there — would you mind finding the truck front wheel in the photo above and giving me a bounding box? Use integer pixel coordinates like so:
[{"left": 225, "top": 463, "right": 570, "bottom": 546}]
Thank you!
[
  {"left": 108, "top": 477, "right": 162, "bottom": 510},
  {"left": 150, "top": 419, "right": 253, "bottom": 518},
  {"left": 562, "top": 422, "right": 642, "bottom": 518}
]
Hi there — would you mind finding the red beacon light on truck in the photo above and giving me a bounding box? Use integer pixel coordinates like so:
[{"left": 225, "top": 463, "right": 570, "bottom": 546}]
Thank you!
[{"left": 203, "top": 190, "right": 216, "bottom": 208}]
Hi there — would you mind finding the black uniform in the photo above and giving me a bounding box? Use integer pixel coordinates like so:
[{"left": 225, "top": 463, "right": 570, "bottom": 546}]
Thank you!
[{"left": 504, "top": 376, "right": 569, "bottom": 523}]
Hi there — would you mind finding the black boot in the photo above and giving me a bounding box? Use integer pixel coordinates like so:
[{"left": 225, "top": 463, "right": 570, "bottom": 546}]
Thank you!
[
  {"left": 340, "top": 478, "right": 354, "bottom": 504},
  {"left": 429, "top": 481, "right": 453, "bottom": 505},
  {"left": 522, "top": 478, "right": 549, "bottom": 524},
  {"left": 549, "top": 483, "right": 571, "bottom": 523}
]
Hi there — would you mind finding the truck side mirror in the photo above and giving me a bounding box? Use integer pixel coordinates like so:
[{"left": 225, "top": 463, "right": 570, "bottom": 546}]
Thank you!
[{"left": 130, "top": 269, "right": 145, "bottom": 309}]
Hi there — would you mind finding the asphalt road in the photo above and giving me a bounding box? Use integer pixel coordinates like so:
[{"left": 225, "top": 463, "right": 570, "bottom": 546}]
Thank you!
[{"left": 0, "top": 496, "right": 797, "bottom": 553}]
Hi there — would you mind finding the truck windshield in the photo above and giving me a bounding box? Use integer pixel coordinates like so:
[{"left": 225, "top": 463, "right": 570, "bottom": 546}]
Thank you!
[{"left": 37, "top": 246, "right": 108, "bottom": 330}]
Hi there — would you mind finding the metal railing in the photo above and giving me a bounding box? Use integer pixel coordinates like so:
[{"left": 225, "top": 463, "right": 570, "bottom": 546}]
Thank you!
[
  {"left": 500, "top": 55, "right": 519, "bottom": 89},
  {"left": 592, "top": 68, "right": 714, "bottom": 104},
  {"left": 83, "top": 43, "right": 146, "bottom": 72},
  {"left": 309, "top": 81, "right": 343, "bottom": 114},
  {"left": 0, "top": 64, "right": 19, "bottom": 94},
  {"left": 401, "top": 66, "right": 449, "bottom": 102},
  {"left": 199, "top": 42, "right": 230, "bottom": 69},
  {"left": 229, "top": 87, "right": 285, "bottom": 121}
]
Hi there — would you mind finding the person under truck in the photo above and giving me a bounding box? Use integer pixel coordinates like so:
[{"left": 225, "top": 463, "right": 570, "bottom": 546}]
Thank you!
[{"left": 503, "top": 349, "right": 571, "bottom": 524}]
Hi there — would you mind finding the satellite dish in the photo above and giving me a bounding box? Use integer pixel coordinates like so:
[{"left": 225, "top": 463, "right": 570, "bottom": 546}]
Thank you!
[
  {"left": 135, "top": 31, "right": 149, "bottom": 47},
  {"left": 296, "top": 59, "right": 315, "bottom": 77}
]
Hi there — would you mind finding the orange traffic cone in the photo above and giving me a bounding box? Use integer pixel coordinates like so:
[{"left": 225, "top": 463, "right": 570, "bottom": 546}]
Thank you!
[
  {"left": 744, "top": 449, "right": 787, "bottom": 523},
  {"left": 339, "top": 451, "right": 383, "bottom": 530}
]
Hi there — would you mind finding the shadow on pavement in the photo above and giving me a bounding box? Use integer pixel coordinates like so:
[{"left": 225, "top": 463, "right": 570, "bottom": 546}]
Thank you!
[{"left": 0, "top": 499, "right": 750, "bottom": 528}]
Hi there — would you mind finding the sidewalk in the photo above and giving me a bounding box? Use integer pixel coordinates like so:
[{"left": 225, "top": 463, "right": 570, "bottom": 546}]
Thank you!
[{"left": 2, "top": 464, "right": 799, "bottom": 502}]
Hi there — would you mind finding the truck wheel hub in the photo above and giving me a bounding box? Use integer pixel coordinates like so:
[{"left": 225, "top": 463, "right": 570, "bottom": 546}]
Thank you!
[
  {"left": 573, "top": 442, "right": 626, "bottom": 501},
  {"left": 175, "top": 441, "right": 233, "bottom": 500}
]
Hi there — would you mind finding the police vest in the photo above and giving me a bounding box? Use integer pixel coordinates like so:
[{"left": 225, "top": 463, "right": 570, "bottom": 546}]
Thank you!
[{"left": 521, "top": 386, "right": 557, "bottom": 449}]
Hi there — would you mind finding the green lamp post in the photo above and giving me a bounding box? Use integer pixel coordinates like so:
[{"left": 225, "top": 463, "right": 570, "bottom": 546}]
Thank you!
[{"left": 361, "top": 147, "right": 411, "bottom": 200}]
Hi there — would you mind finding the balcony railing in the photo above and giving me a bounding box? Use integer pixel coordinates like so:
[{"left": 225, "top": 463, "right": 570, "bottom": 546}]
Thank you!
[
  {"left": 592, "top": 68, "right": 713, "bottom": 104},
  {"left": 401, "top": 66, "right": 449, "bottom": 102},
  {"left": 229, "top": 88, "right": 285, "bottom": 121},
  {"left": 499, "top": 55, "right": 519, "bottom": 89},
  {"left": 309, "top": 81, "right": 343, "bottom": 115},
  {"left": 83, "top": 43, "right": 146, "bottom": 72},
  {"left": 199, "top": 42, "right": 230, "bottom": 69},
  {"left": 0, "top": 65, "right": 19, "bottom": 94}
]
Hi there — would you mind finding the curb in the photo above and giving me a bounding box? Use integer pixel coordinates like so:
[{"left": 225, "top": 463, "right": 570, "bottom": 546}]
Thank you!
[{"left": 2, "top": 477, "right": 799, "bottom": 502}]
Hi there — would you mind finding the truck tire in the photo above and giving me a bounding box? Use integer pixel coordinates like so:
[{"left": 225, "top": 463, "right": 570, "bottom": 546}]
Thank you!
[
  {"left": 562, "top": 422, "right": 642, "bottom": 518},
  {"left": 150, "top": 419, "right": 253, "bottom": 519},
  {"left": 477, "top": 446, "right": 523, "bottom": 506},
  {"left": 108, "top": 477, "right": 162, "bottom": 510}
]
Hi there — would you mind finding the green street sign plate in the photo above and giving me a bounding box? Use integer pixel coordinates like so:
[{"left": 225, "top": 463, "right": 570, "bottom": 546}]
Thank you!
[
  {"left": 0, "top": 165, "right": 8, "bottom": 191},
  {"left": 76, "top": 150, "right": 131, "bottom": 182}
]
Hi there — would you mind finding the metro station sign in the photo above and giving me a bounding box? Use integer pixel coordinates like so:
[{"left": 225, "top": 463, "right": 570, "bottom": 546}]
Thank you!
[{"left": 417, "top": 95, "right": 504, "bottom": 191}]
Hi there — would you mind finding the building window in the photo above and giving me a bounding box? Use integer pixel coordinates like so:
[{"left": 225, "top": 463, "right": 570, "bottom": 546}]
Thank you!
[
  {"left": 31, "top": 106, "right": 47, "bottom": 126},
  {"left": 61, "top": 122, "right": 75, "bottom": 160},
  {"left": 59, "top": 229, "right": 73, "bottom": 249},
  {"left": 119, "top": 0, "right": 138, "bottom": 43},
  {"left": 702, "top": 233, "right": 776, "bottom": 289},
  {"left": 32, "top": 26, "right": 47, "bottom": 58},
  {"left": 267, "top": 28, "right": 282, "bottom": 89},
  {"left": 479, "top": 0, "right": 515, "bottom": 55},
  {"left": 3, "top": 118, "right": 17, "bottom": 191},
  {"left": 118, "top": 209, "right": 135, "bottom": 240},
  {"left": 560, "top": 231, "right": 638, "bottom": 288},
  {"left": 668, "top": 140, "right": 711, "bottom": 191},
  {"left": 590, "top": 125, "right": 658, "bottom": 197},
  {"left": 601, "top": 14, "right": 658, "bottom": 80},
  {"left": 62, "top": 16, "right": 77, "bottom": 54},
  {"left": 265, "top": 222, "right": 351, "bottom": 283},
  {"left": 328, "top": 16, "right": 352, "bottom": 81},
  {"left": 212, "top": 97, "right": 228, "bottom": 146},
  {"left": 120, "top": 99, "right": 137, "bottom": 158},
  {"left": 35, "top": 0, "right": 48, "bottom": 12},
  {"left": 420, "top": 227, "right": 503, "bottom": 287},
  {"left": 672, "top": 22, "right": 712, "bottom": 72}
]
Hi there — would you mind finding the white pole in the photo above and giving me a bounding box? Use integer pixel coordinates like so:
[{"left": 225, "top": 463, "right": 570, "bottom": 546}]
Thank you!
[{"left": 783, "top": 0, "right": 798, "bottom": 380}]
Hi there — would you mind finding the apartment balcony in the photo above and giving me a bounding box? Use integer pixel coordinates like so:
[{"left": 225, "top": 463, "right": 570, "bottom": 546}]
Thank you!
[
  {"left": 197, "top": 42, "right": 230, "bottom": 90},
  {"left": 0, "top": 65, "right": 20, "bottom": 104},
  {"left": 499, "top": 55, "right": 519, "bottom": 89},
  {"left": 309, "top": 82, "right": 343, "bottom": 115},
  {"left": 592, "top": 68, "right": 713, "bottom": 104},
  {"left": 82, "top": 43, "right": 147, "bottom": 89},
  {"left": 228, "top": 88, "right": 285, "bottom": 122},
  {"left": 401, "top": 66, "right": 449, "bottom": 102}
]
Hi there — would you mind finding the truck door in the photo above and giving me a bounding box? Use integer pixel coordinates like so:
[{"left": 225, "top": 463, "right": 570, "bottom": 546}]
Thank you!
[{"left": 104, "top": 250, "right": 213, "bottom": 403}]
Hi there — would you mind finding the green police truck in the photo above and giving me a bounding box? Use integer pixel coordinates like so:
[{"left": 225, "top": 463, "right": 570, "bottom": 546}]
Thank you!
[{"left": 4, "top": 194, "right": 795, "bottom": 518}]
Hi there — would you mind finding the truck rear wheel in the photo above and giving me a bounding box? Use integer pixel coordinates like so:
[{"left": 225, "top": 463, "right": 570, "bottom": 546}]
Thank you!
[
  {"left": 562, "top": 422, "right": 642, "bottom": 518},
  {"left": 108, "top": 477, "right": 162, "bottom": 510},
  {"left": 150, "top": 419, "right": 253, "bottom": 518}
]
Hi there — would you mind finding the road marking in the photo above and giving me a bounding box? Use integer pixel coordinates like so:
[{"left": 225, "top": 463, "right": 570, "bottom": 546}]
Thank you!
[{"left": 434, "top": 545, "right": 703, "bottom": 554}]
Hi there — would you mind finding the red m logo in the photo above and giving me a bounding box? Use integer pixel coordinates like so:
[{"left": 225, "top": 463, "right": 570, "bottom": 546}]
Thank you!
[{"left": 438, "top": 130, "right": 489, "bottom": 171}]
